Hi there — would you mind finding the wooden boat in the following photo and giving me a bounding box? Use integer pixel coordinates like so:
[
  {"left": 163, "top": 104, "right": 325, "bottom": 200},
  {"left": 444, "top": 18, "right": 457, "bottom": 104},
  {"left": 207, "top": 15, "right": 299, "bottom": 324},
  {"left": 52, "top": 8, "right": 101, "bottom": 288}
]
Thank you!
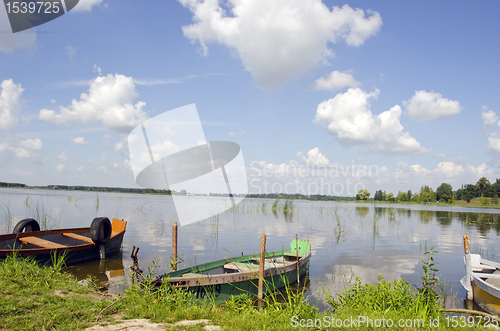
[
  {"left": 160, "top": 239, "right": 311, "bottom": 303},
  {"left": 0, "top": 217, "right": 127, "bottom": 265},
  {"left": 461, "top": 232, "right": 500, "bottom": 315}
]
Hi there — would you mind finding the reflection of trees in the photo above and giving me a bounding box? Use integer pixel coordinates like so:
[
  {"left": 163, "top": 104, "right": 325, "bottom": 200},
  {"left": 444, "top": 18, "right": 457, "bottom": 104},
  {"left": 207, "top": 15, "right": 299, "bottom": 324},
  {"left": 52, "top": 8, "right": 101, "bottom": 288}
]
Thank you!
[
  {"left": 435, "top": 211, "right": 453, "bottom": 227},
  {"left": 457, "top": 212, "right": 500, "bottom": 236},
  {"left": 396, "top": 208, "right": 407, "bottom": 218},
  {"left": 374, "top": 207, "right": 385, "bottom": 218},
  {"left": 418, "top": 210, "right": 435, "bottom": 224},
  {"left": 355, "top": 207, "right": 370, "bottom": 219}
]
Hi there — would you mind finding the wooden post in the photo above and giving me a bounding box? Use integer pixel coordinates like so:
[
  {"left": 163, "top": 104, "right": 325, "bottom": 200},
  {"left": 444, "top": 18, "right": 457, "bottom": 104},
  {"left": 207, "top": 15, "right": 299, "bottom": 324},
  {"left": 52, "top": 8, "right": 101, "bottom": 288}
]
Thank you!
[
  {"left": 464, "top": 232, "right": 473, "bottom": 300},
  {"left": 99, "top": 244, "right": 105, "bottom": 259},
  {"left": 296, "top": 234, "right": 300, "bottom": 284},
  {"left": 172, "top": 223, "right": 178, "bottom": 271},
  {"left": 258, "top": 234, "right": 266, "bottom": 299}
]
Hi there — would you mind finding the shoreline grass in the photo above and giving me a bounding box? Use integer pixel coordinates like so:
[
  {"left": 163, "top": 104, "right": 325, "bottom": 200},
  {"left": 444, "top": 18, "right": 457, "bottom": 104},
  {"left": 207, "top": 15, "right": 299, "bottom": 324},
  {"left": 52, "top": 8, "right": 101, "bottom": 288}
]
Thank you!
[{"left": 0, "top": 251, "right": 494, "bottom": 331}]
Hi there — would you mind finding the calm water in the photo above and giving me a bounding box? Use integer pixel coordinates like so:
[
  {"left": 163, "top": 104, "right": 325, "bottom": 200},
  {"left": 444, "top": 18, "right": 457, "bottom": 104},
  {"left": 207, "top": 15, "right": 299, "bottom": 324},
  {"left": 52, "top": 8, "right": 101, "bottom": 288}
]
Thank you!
[{"left": 2, "top": 188, "right": 500, "bottom": 310}]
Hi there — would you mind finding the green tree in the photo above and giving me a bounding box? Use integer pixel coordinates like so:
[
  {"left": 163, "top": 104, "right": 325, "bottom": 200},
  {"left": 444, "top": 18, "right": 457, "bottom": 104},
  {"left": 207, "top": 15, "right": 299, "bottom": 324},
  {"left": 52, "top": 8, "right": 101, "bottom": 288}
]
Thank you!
[
  {"left": 397, "top": 191, "right": 408, "bottom": 202},
  {"left": 356, "top": 189, "right": 370, "bottom": 201},
  {"left": 436, "top": 183, "right": 452, "bottom": 202},
  {"left": 374, "top": 190, "right": 384, "bottom": 201},
  {"left": 476, "top": 177, "right": 493, "bottom": 197},
  {"left": 492, "top": 179, "right": 500, "bottom": 198},
  {"left": 407, "top": 190, "right": 412, "bottom": 201},
  {"left": 386, "top": 192, "right": 395, "bottom": 202}
]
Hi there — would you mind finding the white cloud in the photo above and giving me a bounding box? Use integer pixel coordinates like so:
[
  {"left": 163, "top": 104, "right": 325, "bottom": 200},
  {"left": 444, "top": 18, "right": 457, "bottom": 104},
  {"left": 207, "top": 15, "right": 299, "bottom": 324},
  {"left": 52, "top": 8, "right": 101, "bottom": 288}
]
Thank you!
[
  {"left": 313, "top": 88, "right": 428, "bottom": 155},
  {"left": 0, "top": 8, "right": 37, "bottom": 53},
  {"left": 482, "top": 106, "right": 498, "bottom": 131},
  {"left": 0, "top": 138, "right": 44, "bottom": 162},
  {"left": 180, "top": 0, "right": 382, "bottom": 89},
  {"left": 56, "top": 164, "right": 67, "bottom": 173},
  {"left": 228, "top": 130, "right": 247, "bottom": 137},
  {"left": 71, "top": 136, "right": 90, "bottom": 145},
  {"left": 404, "top": 90, "right": 462, "bottom": 121},
  {"left": 39, "top": 74, "right": 148, "bottom": 133},
  {"left": 314, "top": 71, "right": 360, "bottom": 91},
  {"left": 488, "top": 132, "right": 500, "bottom": 153},
  {"left": 18, "top": 138, "right": 42, "bottom": 151},
  {"left": 480, "top": 107, "right": 500, "bottom": 155},
  {"left": 72, "top": 0, "right": 105, "bottom": 12},
  {"left": 66, "top": 46, "right": 77, "bottom": 59},
  {"left": 77, "top": 166, "right": 83, "bottom": 172},
  {"left": 58, "top": 150, "right": 68, "bottom": 162},
  {"left": 297, "top": 147, "right": 331, "bottom": 166},
  {"left": 0, "top": 79, "right": 24, "bottom": 130}
]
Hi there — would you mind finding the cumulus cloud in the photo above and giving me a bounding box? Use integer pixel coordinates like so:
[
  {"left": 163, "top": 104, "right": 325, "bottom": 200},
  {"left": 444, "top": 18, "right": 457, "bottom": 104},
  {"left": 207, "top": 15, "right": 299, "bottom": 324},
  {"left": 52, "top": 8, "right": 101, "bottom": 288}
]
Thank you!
[
  {"left": 0, "top": 138, "right": 44, "bottom": 162},
  {"left": 58, "top": 150, "right": 68, "bottom": 162},
  {"left": 313, "top": 88, "right": 428, "bottom": 155},
  {"left": 71, "top": 136, "right": 90, "bottom": 145},
  {"left": 297, "top": 147, "right": 331, "bottom": 166},
  {"left": 480, "top": 106, "right": 500, "bottom": 154},
  {"left": 18, "top": 138, "right": 42, "bottom": 151},
  {"left": 314, "top": 71, "right": 360, "bottom": 91},
  {"left": 39, "top": 74, "right": 148, "bottom": 133},
  {"left": 0, "top": 79, "right": 24, "bottom": 130},
  {"left": 56, "top": 164, "right": 67, "bottom": 173},
  {"left": 404, "top": 90, "right": 462, "bottom": 121},
  {"left": 180, "top": 0, "right": 382, "bottom": 89},
  {"left": 482, "top": 106, "right": 498, "bottom": 132},
  {"left": 0, "top": 9, "right": 37, "bottom": 53},
  {"left": 72, "top": 0, "right": 105, "bottom": 12}
]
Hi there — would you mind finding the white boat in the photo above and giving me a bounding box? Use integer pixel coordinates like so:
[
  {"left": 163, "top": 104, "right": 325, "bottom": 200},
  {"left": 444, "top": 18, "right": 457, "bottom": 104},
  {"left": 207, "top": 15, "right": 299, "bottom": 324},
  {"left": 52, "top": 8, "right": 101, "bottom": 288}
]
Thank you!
[{"left": 461, "top": 233, "right": 500, "bottom": 315}]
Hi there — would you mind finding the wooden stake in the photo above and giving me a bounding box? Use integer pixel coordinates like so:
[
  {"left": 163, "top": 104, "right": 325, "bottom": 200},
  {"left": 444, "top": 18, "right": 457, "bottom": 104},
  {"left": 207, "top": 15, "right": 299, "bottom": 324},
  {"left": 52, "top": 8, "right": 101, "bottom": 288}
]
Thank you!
[
  {"left": 464, "top": 232, "right": 473, "bottom": 300},
  {"left": 258, "top": 234, "right": 266, "bottom": 299},
  {"left": 296, "top": 234, "right": 300, "bottom": 284},
  {"left": 172, "top": 223, "right": 178, "bottom": 271}
]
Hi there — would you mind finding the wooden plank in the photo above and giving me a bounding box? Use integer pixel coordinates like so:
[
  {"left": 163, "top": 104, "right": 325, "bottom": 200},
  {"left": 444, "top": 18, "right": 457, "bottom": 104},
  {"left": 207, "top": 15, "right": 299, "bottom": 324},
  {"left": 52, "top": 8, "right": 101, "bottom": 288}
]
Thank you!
[
  {"left": 63, "top": 232, "right": 93, "bottom": 243},
  {"left": 224, "top": 262, "right": 258, "bottom": 272},
  {"left": 19, "top": 236, "right": 67, "bottom": 249}
]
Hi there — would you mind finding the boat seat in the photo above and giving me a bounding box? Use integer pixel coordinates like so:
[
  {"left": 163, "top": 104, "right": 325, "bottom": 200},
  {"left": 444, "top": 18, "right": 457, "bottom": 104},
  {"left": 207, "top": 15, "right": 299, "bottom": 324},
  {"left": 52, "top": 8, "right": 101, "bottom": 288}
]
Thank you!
[
  {"left": 63, "top": 232, "right": 94, "bottom": 243},
  {"left": 283, "top": 252, "right": 305, "bottom": 258},
  {"left": 470, "top": 254, "right": 496, "bottom": 272},
  {"left": 19, "top": 236, "right": 67, "bottom": 249},
  {"left": 224, "top": 262, "right": 259, "bottom": 272},
  {"left": 182, "top": 273, "right": 201, "bottom": 278}
]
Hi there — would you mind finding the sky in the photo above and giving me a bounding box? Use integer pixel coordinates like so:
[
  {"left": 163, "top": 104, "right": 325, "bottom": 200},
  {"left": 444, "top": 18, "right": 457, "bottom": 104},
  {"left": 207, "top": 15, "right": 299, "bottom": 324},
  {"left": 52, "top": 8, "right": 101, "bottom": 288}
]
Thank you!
[{"left": 1, "top": 0, "right": 500, "bottom": 197}]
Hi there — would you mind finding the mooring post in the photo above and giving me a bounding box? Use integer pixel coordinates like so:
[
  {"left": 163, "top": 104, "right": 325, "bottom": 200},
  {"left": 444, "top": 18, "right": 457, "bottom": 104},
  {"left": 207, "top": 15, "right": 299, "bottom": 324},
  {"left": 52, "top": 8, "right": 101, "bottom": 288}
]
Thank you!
[
  {"left": 258, "top": 234, "right": 267, "bottom": 299},
  {"left": 99, "top": 244, "right": 105, "bottom": 259},
  {"left": 172, "top": 222, "right": 178, "bottom": 271},
  {"left": 296, "top": 234, "right": 300, "bottom": 284},
  {"left": 464, "top": 232, "right": 473, "bottom": 300}
]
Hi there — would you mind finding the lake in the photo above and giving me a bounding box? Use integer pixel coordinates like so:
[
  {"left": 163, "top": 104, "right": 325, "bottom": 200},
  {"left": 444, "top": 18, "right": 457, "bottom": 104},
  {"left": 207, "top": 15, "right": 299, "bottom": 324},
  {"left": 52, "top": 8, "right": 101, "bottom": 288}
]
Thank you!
[{"left": 1, "top": 187, "right": 500, "bottom": 311}]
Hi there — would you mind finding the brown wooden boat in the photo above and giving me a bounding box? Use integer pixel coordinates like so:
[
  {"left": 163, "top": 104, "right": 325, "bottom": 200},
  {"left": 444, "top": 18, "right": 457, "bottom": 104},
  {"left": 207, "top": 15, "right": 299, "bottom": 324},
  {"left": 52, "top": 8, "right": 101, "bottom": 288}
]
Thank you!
[{"left": 0, "top": 217, "right": 127, "bottom": 265}]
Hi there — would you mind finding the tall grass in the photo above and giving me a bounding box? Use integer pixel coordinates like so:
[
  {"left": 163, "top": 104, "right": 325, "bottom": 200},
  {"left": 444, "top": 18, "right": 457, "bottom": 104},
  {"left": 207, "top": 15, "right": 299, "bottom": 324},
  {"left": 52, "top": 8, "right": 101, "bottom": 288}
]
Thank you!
[{"left": 0, "top": 200, "right": 13, "bottom": 232}]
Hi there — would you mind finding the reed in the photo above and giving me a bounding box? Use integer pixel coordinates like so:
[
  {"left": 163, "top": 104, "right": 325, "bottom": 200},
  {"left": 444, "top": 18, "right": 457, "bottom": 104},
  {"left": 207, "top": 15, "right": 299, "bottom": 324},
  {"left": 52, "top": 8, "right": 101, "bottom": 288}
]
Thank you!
[{"left": 0, "top": 201, "right": 13, "bottom": 232}]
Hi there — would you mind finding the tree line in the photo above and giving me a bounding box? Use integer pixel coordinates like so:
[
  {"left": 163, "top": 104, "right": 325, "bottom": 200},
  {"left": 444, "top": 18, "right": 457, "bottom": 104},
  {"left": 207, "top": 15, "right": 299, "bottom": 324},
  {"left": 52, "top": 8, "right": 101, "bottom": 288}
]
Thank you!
[
  {"left": 355, "top": 177, "right": 500, "bottom": 204},
  {"left": 0, "top": 182, "right": 172, "bottom": 195}
]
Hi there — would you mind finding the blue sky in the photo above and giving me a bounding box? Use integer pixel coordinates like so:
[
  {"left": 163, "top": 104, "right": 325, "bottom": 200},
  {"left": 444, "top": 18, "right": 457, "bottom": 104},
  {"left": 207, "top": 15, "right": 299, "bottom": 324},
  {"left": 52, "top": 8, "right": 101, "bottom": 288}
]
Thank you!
[{"left": 1, "top": 0, "right": 500, "bottom": 197}]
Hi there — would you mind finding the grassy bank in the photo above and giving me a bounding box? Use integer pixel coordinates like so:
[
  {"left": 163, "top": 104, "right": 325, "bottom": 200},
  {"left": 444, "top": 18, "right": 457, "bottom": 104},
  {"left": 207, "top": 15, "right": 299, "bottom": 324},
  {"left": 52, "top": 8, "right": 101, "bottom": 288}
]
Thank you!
[
  {"left": 0, "top": 253, "right": 493, "bottom": 330},
  {"left": 355, "top": 197, "right": 500, "bottom": 209}
]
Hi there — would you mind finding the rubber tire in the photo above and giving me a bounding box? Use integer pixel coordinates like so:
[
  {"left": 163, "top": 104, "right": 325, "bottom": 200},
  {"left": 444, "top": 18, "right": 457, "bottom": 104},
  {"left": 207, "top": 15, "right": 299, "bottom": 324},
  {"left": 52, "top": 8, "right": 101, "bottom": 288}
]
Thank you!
[
  {"left": 90, "top": 217, "right": 112, "bottom": 245},
  {"left": 13, "top": 218, "right": 40, "bottom": 233}
]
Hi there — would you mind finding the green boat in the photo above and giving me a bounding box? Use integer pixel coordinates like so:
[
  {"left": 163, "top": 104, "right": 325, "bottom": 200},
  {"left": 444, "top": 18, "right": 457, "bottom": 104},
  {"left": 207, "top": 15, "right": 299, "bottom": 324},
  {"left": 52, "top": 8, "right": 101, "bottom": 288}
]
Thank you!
[{"left": 160, "top": 239, "right": 311, "bottom": 303}]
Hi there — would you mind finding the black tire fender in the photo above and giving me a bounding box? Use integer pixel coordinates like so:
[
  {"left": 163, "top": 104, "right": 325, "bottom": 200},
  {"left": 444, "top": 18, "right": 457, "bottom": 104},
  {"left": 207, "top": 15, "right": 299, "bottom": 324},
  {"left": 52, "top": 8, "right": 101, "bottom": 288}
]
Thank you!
[
  {"left": 90, "top": 217, "right": 112, "bottom": 245},
  {"left": 13, "top": 218, "right": 40, "bottom": 233}
]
